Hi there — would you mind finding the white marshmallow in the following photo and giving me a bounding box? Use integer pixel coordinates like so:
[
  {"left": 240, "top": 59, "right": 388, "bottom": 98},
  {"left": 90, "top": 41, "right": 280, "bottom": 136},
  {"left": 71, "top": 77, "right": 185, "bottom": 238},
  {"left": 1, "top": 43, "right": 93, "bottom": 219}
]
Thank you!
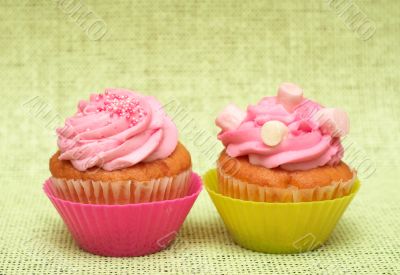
[
  {"left": 314, "top": 108, "right": 349, "bottom": 137},
  {"left": 277, "top": 83, "right": 304, "bottom": 112},
  {"left": 215, "top": 104, "right": 246, "bottom": 131},
  {"left": 261, "top": 120, "right": 289, "bottom": 146}
]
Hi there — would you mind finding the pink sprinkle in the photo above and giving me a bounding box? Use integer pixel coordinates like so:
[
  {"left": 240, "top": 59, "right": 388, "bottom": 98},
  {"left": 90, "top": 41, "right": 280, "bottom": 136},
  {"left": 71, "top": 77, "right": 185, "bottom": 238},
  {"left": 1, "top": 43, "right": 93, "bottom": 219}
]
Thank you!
[{"left": 95, "top": 91, "right": 147, "bottom": 127}]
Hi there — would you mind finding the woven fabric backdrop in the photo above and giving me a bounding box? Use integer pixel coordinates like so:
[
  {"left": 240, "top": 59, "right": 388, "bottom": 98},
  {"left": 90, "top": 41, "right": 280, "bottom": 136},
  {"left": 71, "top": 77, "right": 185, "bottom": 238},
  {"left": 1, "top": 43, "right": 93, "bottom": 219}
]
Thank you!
[{"left": 0, "top": 0, "right": 399, "bottom": 274}]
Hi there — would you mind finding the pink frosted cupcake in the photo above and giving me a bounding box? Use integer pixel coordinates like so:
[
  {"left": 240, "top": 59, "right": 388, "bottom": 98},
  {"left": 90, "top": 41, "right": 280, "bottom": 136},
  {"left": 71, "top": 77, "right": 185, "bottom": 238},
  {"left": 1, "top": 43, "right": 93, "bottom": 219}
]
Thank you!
[
  {"left": 215, "top": 83, "right": 356, "bottom": 202},
  {"left": 49, "top": 88, "right": 192, "bottom": 204}
]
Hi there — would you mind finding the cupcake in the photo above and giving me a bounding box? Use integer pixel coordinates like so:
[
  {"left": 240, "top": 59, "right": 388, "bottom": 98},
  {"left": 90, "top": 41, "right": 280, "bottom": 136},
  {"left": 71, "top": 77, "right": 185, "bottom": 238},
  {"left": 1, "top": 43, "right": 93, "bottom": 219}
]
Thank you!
[
  {"left": 44, "top": 88, "right": 202, "bottom": 257},
  {"left": 215, "top": 83, "right": 355, "bottom": 202},
  {"left": 203, "top": 83, "right": 359, "bottom": 253},
  {"left": 49, "top": 88, "right": 192, "bottom": 204}
]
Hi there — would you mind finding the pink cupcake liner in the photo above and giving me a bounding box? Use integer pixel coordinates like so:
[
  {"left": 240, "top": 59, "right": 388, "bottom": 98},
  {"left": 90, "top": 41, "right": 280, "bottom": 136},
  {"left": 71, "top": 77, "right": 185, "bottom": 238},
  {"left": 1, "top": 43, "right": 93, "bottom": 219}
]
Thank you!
[
  {"left": 43, "top": 172, "right": 202, "bottom": 257},
  {"left": 50, "top": 169, "right": 191, "bottom": 205}
]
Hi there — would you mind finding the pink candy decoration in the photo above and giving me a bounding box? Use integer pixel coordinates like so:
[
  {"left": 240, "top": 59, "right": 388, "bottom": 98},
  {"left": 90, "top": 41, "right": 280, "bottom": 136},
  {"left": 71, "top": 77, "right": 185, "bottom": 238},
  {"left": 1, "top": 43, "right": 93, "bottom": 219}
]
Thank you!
[
  {"left": 43, "top": 173, "right": 203, "bottom": 257},
  {"left": 277, "top": 83, "right": 304, "bottom": 112},
  {"left": 96, "top": 91, "right": 147, "bottom": 127}
]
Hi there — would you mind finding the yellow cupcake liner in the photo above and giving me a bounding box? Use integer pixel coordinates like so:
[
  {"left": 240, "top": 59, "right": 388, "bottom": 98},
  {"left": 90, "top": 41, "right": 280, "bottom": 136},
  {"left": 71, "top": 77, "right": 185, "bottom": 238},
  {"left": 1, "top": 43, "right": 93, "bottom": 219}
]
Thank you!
[{"left": 203, "top": 169, "right": 360, "bottom": 254}]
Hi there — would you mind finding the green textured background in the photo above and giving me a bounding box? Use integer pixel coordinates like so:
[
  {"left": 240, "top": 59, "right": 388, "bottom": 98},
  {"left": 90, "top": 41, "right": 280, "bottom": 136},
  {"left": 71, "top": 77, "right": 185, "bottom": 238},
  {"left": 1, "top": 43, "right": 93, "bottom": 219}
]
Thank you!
[{"left": 1, "top": 0, "right": 399, "bottom": 274}]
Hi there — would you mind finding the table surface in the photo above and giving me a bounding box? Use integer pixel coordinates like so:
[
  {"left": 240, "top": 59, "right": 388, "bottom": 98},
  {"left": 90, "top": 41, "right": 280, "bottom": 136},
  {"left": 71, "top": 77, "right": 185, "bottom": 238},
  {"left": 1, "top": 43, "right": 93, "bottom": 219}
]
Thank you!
[{"left": 0, "top": 0, "right": 399, "bottom": 274}]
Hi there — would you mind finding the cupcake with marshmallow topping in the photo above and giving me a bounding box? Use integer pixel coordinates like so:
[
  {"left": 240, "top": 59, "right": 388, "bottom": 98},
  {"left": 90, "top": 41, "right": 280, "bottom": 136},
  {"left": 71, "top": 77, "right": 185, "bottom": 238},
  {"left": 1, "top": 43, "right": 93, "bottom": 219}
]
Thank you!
[
  {"left": 49, "top": 88, "right": 192, "bottom": 204},
  {"left": 215, "top": 83, "right": 356, "bottom": 202}
]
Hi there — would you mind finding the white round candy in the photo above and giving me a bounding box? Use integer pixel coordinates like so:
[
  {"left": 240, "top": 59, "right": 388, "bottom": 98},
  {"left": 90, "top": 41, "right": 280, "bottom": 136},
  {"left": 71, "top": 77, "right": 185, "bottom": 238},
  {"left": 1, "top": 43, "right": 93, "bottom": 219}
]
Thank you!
[{"left": 261, "top": 120, "right": 289, "bottom": 146}]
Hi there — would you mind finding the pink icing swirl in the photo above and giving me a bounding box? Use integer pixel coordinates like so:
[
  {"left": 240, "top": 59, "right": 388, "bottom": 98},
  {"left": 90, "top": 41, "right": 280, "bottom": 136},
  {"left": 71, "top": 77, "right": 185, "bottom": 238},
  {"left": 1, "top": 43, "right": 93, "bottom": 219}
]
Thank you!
[
  {"left": 217, "top": 85, "right": 348, "bottom": 171},
  {"left": 56, "top": 88, "right": 178, "bottom": 171}
]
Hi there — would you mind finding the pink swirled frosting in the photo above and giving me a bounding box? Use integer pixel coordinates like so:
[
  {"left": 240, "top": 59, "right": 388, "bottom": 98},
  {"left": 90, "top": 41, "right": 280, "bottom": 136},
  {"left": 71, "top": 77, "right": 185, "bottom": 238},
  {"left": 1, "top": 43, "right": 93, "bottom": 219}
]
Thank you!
[
  {"left": 56, "top": 88, "right": 178, "bottom": 171},
  {"left": 216, "top": 83, "right": 349, "bottom": 171}
]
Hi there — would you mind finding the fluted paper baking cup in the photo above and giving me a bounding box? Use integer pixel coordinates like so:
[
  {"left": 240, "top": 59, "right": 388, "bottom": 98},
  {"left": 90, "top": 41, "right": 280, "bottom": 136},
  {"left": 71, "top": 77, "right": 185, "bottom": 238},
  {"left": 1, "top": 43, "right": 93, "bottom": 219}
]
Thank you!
[
  {"left": 50, "top": 169, "right": 191, "bottom": 204},
  {"left": 203, "top": 169, "right": 360, "bottom": 254},
  {"left": 217, "top": 166, "right": 356, "bottom": 202},
  {"left": 43, "top": 172, "right": 202, "bottom": 257}
]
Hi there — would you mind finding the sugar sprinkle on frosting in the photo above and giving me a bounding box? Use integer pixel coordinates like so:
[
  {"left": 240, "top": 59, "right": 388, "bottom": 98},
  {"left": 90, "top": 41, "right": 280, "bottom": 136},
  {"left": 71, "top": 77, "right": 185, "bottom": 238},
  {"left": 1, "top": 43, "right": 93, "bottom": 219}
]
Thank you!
[{"left": 96, "top": 91, "right": 148, "bottom": 127}]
